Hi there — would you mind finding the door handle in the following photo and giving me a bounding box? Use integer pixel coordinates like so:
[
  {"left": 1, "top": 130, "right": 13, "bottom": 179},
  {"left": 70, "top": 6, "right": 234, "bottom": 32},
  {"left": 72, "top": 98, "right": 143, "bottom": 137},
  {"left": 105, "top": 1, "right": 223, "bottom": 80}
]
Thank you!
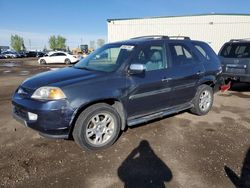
[{"left": 162, "top": 78, "right": 172, "bottom": 82}]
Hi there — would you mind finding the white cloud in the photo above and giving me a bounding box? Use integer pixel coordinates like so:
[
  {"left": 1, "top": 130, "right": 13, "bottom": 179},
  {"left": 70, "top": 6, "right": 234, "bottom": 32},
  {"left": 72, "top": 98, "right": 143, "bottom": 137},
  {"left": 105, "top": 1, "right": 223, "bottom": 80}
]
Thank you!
[{"left": 0, "top": 29, "right": 106, "bottom": 50}]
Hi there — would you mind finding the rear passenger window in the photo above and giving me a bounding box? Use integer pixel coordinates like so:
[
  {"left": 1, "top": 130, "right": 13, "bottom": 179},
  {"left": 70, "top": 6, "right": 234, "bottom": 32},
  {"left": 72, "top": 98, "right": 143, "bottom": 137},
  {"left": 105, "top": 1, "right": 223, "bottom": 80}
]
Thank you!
[
  {"left": 50, "top": 53, "right": 58, "bottom": 57},
  {"left": 57, "top": 53, "right": 66, "bottom": 56},
  {"left": 169, "top": 43, "right": 197, "bottom": 66},
  {"left": 193, "top": 42, "right": 218, "bottom": 63}
]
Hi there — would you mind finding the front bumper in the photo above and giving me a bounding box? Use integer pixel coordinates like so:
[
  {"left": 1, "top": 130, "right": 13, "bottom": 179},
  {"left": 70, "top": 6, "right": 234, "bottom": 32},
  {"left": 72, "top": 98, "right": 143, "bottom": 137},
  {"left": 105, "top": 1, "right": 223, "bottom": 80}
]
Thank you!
[{"left": 12, "top": 93, "right": 75, "bottom": 139}]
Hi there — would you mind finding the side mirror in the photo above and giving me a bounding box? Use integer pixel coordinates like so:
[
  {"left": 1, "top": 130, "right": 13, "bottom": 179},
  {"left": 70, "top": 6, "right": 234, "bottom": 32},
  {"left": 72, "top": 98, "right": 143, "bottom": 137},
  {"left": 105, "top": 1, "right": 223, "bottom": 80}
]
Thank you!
[{"left": 129, "top": 64, "right": 146, "bottom": 74}]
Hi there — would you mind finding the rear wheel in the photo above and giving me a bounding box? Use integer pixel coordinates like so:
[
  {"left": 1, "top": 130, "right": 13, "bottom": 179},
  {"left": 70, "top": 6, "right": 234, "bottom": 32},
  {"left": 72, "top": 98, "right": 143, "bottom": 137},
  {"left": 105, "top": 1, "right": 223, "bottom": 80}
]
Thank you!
[
  {"left": 73, "top": 103, "right": 121, "bottom": 150},
  {"left": 65, "top": 59, "right": 71, "bottom": 64},
  {"left": 190, "top": 84, "right": 213, "bottom": 116},
  {"left": 40, "top": 59, "right": 46, "bottom": 65}
]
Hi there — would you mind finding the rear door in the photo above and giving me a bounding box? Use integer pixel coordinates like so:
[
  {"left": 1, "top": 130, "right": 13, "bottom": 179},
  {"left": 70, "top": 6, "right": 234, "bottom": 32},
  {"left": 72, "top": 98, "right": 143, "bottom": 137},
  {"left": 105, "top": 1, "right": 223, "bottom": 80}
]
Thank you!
[
  {"left": 48, "top": 53, "right": 66, "bottom": 63},
  {"left": 166, "top": 41, "right": 205, "bottom": 106},
  {"left": 56, "top": 52, "right": 67, "bottom": 63},
  {"left": 193, "top": 41, "right": 221, "bottom": 77},
  {"left": 48, "top": 53, "right": 58, "bottom": 63},
  {"left": 126, "top": 41, "right": 172, "bottom": 118}
]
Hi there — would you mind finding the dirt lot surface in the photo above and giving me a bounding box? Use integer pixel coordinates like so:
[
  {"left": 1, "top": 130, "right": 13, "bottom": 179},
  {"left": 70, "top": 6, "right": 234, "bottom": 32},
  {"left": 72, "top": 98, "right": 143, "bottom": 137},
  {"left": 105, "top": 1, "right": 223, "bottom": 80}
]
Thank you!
[{"left": 0, "top": 59, "right": 249, "bottom": 188}]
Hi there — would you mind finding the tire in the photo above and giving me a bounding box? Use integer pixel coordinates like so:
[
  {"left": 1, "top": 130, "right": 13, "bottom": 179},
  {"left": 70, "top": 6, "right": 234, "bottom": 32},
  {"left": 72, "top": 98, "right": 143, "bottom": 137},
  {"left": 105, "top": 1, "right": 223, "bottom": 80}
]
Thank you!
[
  {"left": 65, "top": 59, "right": 71, "bottom": 65},
  {"left": 40, "top": 59, "right": 46, "bottom": 65},
  {"left": 73, "top": 103, "right": 121, "bottom": 150},
  {"left": 190, "top": 84, "right": 214, "bottom": 116}
]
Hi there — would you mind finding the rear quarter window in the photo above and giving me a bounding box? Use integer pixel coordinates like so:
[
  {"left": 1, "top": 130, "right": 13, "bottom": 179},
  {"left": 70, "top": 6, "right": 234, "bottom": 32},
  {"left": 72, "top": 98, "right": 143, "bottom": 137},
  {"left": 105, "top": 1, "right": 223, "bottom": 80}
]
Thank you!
[{"left": 193, "top": 42, "right": 219, "bottom": 63}]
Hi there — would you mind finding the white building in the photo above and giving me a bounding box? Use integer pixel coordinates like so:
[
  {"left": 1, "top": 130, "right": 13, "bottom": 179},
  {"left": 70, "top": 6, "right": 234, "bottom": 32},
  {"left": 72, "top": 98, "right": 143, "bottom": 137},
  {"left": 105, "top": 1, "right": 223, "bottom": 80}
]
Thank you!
[{"left": 107, "top": 14, "right": 250, "bottom": 53}]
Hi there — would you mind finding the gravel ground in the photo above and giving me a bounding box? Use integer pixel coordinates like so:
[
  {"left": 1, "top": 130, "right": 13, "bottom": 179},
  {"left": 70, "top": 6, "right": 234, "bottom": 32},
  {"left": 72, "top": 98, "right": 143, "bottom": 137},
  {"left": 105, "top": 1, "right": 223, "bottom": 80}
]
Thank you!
[{"left": 0, "top": 59, "right": 249, "bottom": 188}]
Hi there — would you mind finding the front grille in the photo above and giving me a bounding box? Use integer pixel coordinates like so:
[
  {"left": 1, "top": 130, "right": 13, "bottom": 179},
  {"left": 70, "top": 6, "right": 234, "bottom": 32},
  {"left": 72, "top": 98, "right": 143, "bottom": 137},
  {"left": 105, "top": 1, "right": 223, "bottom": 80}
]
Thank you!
[{"left": 14, "top": 106, "right": 28, "bottom": 120}]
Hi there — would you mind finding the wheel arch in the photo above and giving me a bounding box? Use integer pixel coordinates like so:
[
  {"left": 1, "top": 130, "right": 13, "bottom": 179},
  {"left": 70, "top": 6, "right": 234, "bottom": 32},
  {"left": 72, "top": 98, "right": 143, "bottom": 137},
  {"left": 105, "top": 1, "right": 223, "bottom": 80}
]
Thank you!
[
  {"left": 198, "top": 76, "right": 216, "bottom": 88},
  {"left": 69, "top": 98, "right": 127, "bottom": 138}
]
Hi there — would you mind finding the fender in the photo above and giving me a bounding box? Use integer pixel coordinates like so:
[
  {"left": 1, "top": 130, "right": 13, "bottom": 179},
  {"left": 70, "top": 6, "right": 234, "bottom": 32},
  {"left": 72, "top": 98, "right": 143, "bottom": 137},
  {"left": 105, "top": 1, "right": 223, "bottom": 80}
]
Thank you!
[
  {"left": 197, "top": 75, "right": 217, "bottom": 86},
  {"left": 69, "top": 96, "right": 127, "bottom": 133}
]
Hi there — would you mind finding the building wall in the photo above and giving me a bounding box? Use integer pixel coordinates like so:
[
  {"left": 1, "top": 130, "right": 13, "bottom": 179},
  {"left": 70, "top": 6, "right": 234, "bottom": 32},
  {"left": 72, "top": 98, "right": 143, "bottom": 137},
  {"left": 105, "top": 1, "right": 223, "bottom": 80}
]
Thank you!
[{"left": 107, "top": 14, "right": 250, "bottom": 53}]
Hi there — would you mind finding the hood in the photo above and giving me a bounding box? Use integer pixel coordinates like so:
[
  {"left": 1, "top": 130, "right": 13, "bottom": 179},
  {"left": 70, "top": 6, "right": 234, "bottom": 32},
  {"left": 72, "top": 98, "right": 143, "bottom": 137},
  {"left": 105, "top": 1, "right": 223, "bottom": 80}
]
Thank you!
[{"left": 21, "top": 67, "right": 102, "bottom": 90}]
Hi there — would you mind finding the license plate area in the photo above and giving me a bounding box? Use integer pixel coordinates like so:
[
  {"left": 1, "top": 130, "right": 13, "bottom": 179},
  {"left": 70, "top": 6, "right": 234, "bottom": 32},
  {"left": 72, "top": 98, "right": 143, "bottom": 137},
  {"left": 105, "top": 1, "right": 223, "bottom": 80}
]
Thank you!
[
  {"left": 226, "top": 65, "right": 246, "bottom": 74},
  {"left": 226, "top": 68, "right": 245, "bottom": 74}
]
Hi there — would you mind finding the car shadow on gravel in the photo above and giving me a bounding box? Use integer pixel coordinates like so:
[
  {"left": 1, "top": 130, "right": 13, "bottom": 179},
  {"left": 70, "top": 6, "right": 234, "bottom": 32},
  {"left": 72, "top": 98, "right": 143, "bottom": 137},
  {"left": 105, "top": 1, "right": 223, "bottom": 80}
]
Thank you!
[
  {"left": 117, "top": 140, "right": 172, "bottom": 188},
  {"left": 224, "top": 147, "right": 250, "bottom": 188}
]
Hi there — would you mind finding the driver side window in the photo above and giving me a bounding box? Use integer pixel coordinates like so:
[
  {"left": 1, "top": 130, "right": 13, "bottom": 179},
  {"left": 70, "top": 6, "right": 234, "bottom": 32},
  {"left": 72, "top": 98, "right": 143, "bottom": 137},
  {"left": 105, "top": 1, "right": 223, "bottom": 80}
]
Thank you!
[{"left": 133, "top": 45, "right": 167, "bottom": 71}]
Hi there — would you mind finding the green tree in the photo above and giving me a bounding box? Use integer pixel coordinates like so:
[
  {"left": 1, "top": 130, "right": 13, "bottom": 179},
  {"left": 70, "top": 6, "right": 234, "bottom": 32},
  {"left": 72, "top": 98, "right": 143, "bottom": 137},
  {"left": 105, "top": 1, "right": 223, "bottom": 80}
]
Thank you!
[
  {"left": 11, "top": 34, "right": 25, "bottom": 52},
  {"left": 49, "top": 35, "right": 57, "bottom": 50},
  {"left": 22, "top": 42, "right": 26, "bottom": 51},
  {"left": 57, "top": 35, "right": 66, "bottom": 50},
  {"left": 96, "top": 39, "right": 105, "bottom": 48},
  {"left": 49, "top": 35, "right": 66, "bottom": 50}
]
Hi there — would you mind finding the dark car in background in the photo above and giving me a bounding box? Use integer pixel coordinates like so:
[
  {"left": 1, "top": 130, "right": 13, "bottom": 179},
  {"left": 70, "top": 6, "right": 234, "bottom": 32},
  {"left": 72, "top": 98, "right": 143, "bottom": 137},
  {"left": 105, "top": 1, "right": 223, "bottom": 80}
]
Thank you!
[
  {"left": 12, "top": 36, "right": 223, "bottom": 150},
  {"left": 219, "top": 39, "right": 250, "bottom": 83},
  {"left": 18, "top": 51, "right": 27, "bottom": 58},
  {"left": 0, "top": 54, "right": 6, "bottom": 59},
  {"left": 26, "top": 51, "right": 46, "bottom": 58},
  {"left": 25, "top": 51, "right": 37, "bottom": 57}
]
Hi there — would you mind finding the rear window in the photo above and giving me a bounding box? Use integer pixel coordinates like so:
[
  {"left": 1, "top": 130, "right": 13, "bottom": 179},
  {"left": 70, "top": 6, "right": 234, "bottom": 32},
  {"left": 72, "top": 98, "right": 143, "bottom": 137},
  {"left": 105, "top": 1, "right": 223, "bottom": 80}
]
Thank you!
[{"left": 220, "top": 43, "right": 250, "bottom": 58}]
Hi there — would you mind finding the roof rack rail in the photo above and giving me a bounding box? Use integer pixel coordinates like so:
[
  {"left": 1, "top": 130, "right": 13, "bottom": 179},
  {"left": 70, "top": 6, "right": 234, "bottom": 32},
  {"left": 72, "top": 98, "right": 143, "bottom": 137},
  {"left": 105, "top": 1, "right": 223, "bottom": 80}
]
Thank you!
[
  {"left": 168, "top": 36, "right": 190, "bottom": 40},
  {"left": 130, "top": 35, "right": 169, "bottom": 39},
  {"left": 230, "top": 38, "right": 250, "bottom": 42},
  {"left": 130, "top": 35, "right": 191, "bottom": 40}
]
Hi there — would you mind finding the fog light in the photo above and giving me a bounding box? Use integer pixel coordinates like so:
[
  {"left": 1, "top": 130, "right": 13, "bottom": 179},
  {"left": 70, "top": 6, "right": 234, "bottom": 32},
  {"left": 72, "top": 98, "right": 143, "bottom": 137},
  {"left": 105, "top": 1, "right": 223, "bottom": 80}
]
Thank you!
[{"left": 28, "top": 112, "right": 38, "bottom": 121}]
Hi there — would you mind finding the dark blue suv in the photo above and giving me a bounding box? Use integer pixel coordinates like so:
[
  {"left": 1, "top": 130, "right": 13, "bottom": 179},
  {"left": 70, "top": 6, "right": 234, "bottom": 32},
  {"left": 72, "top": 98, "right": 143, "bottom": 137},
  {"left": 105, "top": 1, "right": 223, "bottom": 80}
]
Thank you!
[{"left": 12, "top": 36, "right": 223, "bottom": 150}]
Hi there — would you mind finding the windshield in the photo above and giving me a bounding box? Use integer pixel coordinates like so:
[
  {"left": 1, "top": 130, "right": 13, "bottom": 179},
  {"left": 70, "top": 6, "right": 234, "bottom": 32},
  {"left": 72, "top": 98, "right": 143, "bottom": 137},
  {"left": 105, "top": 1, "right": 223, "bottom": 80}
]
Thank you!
[
  {"left": 74, "top": 44, "right": 135, "bottom": 72},
  {"left": 220, "top": 43, "right": 250, "bottom": 58}
]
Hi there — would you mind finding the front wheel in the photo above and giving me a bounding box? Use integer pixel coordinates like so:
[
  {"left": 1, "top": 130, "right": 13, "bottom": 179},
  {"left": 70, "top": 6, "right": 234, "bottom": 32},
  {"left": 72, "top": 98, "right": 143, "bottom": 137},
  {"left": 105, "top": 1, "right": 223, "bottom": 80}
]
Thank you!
[
  {"left": 40, "top": 59, "right": 46, "bottom": 65},
  {"left": 65, "top": 59, "right": 71, "bottom": 64},
  {"left": 190, "top": 84, "right": 214, "bottom": 116},
  {"left": 73, "top": 103, "right": 121, "bottom": 150}
]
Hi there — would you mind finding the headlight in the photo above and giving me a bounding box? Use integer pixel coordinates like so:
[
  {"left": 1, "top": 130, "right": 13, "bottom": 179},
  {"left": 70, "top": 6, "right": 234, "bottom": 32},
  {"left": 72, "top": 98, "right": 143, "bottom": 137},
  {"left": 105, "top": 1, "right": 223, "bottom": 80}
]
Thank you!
[{"left": 31, "top": 87, "right": 66, "bottom": 100}]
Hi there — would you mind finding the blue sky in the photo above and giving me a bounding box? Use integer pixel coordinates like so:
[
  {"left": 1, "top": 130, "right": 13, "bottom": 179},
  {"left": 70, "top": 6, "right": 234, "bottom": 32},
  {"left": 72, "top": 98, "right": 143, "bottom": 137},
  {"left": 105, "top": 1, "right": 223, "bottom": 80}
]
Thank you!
[{"left": 0, "top": 0, "right": 250, "bottom": 50}]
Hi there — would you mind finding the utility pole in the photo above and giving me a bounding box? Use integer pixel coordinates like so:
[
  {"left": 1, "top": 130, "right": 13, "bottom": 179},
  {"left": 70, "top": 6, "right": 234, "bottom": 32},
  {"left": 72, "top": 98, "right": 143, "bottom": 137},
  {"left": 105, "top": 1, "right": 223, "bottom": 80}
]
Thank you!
[{"left": 29, "top": 39, "right": 31, "bottom": 50}]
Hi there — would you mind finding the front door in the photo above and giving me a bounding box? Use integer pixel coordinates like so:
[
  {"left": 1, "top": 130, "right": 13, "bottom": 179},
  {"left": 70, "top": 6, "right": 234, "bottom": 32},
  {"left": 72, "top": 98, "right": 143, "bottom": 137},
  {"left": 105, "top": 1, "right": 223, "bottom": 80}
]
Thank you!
[{"left": 126, "top": 41, "right": 172, "bottom": 118}]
